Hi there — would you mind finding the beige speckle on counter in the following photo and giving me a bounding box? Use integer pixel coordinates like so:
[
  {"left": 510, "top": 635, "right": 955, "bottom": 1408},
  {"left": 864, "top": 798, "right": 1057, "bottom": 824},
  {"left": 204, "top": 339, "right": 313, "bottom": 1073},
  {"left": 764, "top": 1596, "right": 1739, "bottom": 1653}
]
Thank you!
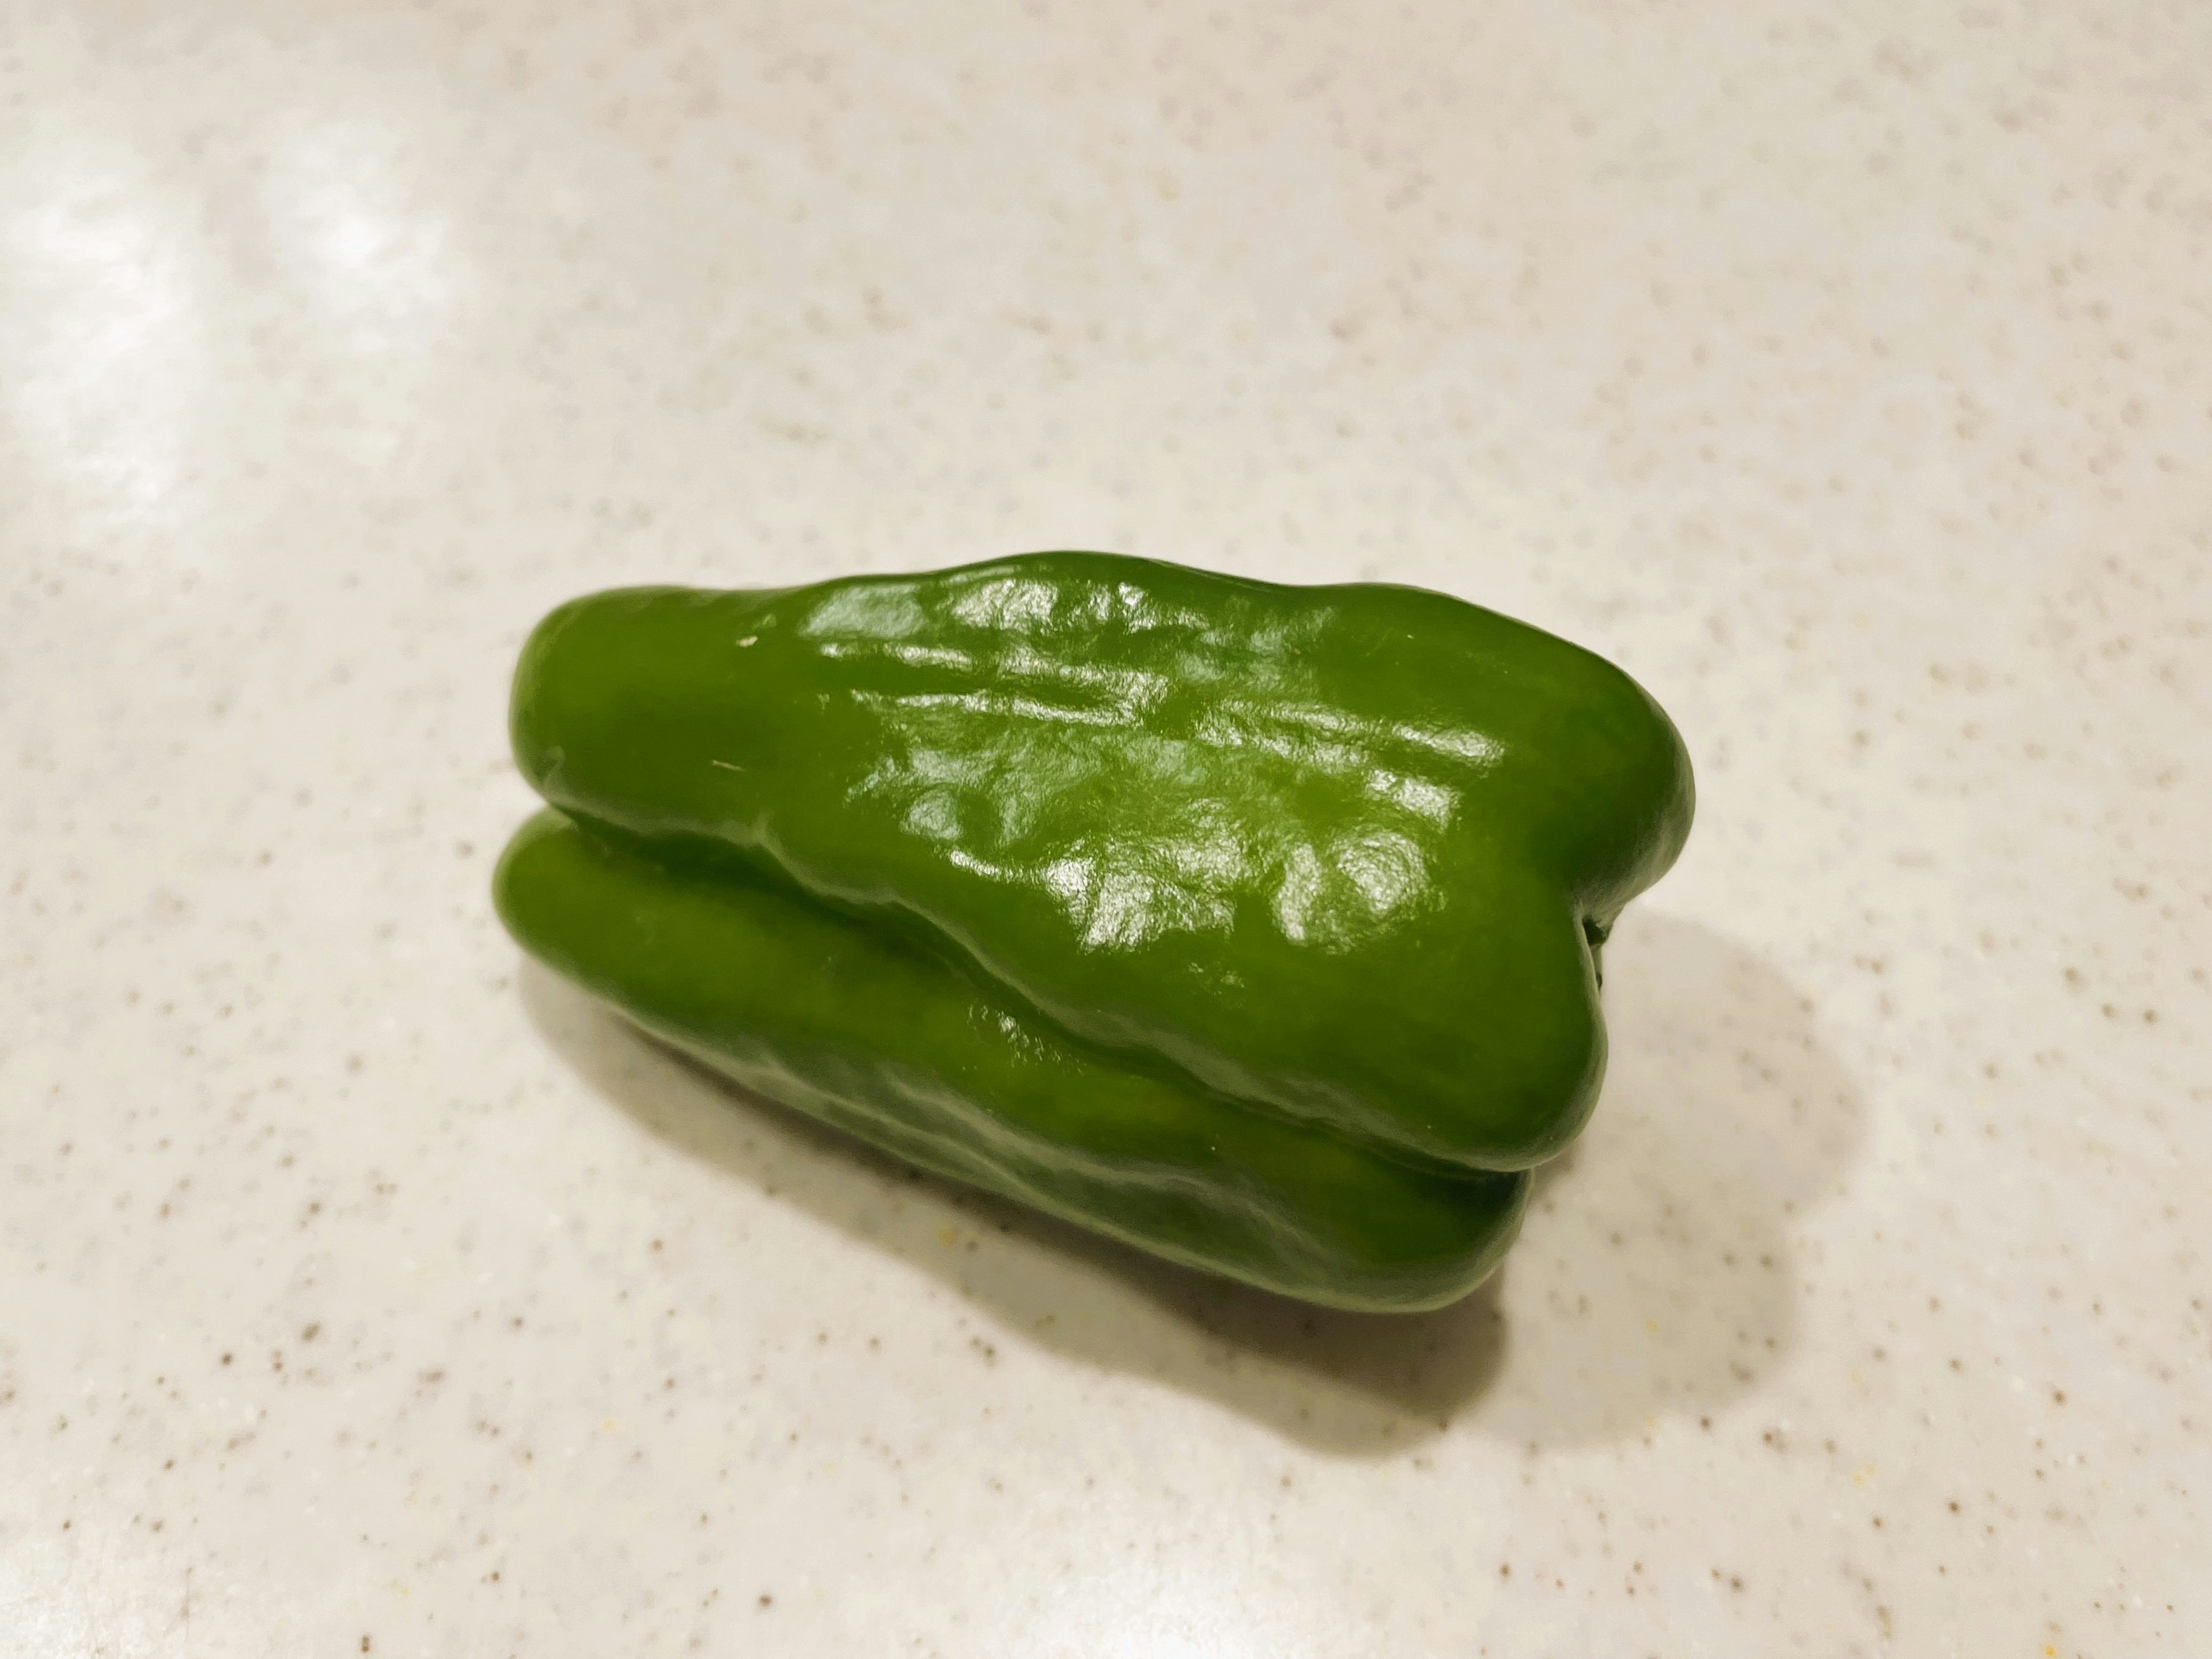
[{"left": 2, "top": 2, "right": 2205, "bottom": 1653}]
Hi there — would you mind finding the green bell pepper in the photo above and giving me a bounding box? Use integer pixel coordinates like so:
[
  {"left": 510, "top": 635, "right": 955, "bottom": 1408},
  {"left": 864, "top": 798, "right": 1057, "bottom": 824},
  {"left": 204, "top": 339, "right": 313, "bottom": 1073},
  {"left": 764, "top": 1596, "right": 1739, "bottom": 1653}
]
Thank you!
[{"left": 494, "top": 552, "right": 1693, "bottom": 1310}]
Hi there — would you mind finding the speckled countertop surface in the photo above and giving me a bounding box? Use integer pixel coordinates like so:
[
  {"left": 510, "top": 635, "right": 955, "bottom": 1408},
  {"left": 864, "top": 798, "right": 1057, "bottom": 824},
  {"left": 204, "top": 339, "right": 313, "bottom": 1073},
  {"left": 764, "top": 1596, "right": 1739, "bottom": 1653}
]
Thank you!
[{"left": 3, "top": 2, "right": 2207, "bottom": 1654}]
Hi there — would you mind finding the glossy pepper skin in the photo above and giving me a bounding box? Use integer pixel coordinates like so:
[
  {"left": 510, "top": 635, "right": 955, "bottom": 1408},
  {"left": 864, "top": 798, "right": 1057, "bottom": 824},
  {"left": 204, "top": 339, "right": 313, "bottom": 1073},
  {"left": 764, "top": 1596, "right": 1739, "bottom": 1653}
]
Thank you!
[{"left": 494, "top": 552, "right": 1694, "bottom": 1310}]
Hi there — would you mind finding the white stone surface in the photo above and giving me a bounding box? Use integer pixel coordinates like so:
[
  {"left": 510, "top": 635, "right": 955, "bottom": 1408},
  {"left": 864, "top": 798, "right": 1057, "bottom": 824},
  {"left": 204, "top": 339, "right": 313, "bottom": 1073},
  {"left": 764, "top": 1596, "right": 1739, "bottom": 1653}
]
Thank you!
[{"left": 3, "top": 3, "right": 2206, "bottom": 1654}]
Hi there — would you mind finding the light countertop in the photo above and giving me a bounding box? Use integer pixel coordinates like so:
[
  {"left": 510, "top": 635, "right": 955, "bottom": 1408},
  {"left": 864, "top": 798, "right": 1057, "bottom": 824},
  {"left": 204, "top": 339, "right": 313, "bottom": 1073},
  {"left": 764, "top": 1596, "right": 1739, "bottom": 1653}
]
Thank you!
[{"left": 3, "top": 3, "right": 2207, "bottom": 1654}]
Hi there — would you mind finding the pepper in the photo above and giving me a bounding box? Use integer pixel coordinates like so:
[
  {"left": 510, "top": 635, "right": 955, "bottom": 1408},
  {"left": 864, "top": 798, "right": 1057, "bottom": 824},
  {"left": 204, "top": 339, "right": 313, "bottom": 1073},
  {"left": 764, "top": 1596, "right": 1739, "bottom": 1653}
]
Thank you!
[{"left": 494, "top": 552, "right": 1694, "bottom": 1310}]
